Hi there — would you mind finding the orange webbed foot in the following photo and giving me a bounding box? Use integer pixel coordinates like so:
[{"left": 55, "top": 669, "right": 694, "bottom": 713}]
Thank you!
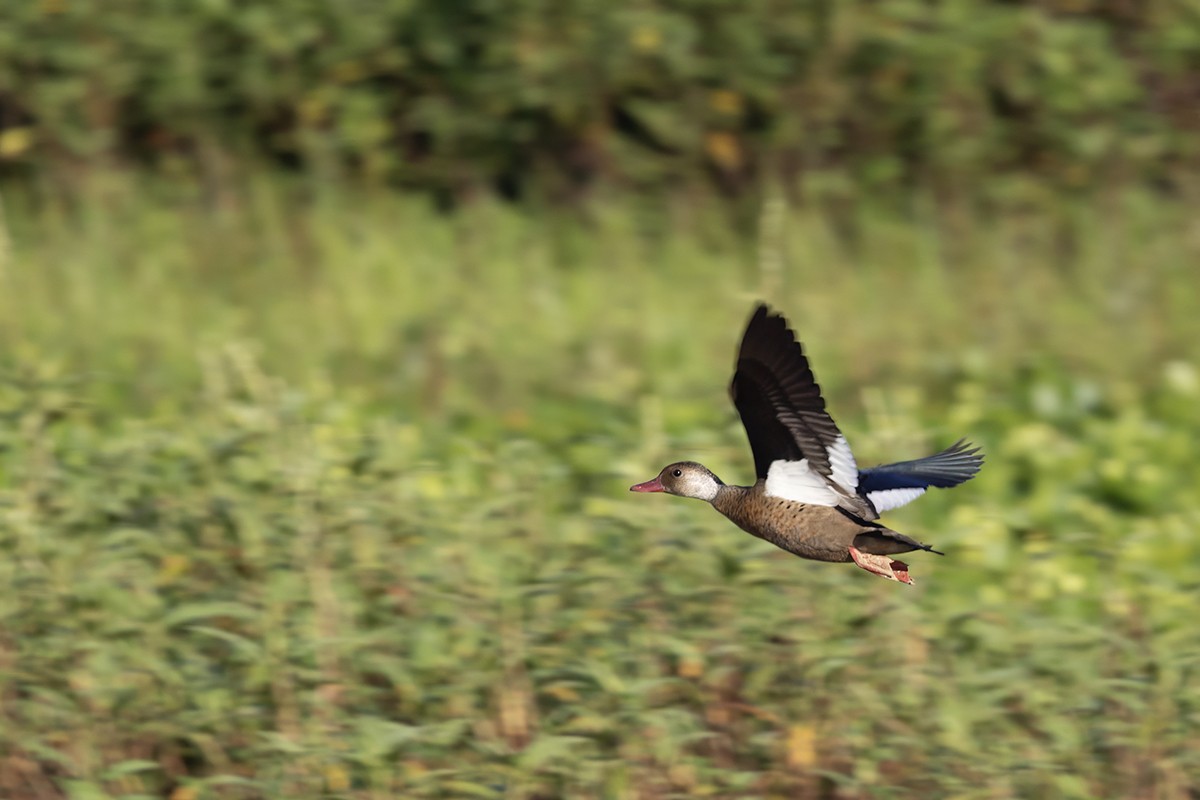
[{"left": 849, "top": 546, "right": 914, "bottom": 585}]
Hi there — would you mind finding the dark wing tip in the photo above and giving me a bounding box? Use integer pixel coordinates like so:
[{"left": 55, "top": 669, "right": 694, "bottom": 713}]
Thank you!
[
  {"left": 947, "top": 438, "right": 985, "bottom": 458},
  {"left": 732, "top": 302, "right": 787, "bottom": 397},
  {"left": 942, "top": 438, "right": 986, "bottom": 477},
  {"left": 737, "top": 302, "right": 807, "bottom": 372}
]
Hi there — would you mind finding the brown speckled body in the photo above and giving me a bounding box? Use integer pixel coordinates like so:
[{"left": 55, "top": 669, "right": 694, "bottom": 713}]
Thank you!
[{"left": 712, "top": 482, "right": 921, "bottom": 563}]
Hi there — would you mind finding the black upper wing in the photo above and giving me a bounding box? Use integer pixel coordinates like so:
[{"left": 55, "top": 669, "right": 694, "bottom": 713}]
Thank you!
[
  {"left": 728, "top": 304, "right": 849, "bottom": 484},
  {"left": 858, "top": 439, "right": 984, "bottom": 492}
]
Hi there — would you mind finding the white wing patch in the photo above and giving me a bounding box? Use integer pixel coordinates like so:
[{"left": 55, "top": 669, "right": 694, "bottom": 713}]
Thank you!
[
  {"left": 763, "top": 434, "right": 860, "bottom": 506},
  {"left": 826, "top": 434, "right": 859, "bottom": 495},
  {"left": 764, "top": 460, "right": 841, "bottom": 505},
  {"left": 866, "top": 487, "right": 927, "bottom": 513}
]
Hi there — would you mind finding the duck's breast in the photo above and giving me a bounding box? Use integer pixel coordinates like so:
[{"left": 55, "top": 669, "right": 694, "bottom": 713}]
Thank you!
[{"left": 713, "top": 484, "right": 856, "bottom": 563}]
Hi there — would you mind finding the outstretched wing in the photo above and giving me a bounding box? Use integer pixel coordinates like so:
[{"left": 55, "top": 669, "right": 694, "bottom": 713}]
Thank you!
[
  {"left": 858, "top": 439, "right": 984, "bottom": 514},
  {"left": 729, "top": 304, "right": 871, "bottom": 517}
]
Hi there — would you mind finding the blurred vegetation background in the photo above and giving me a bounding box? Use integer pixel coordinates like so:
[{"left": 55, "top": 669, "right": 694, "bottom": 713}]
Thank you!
[
  {"left": 1, "top": 1, "right": 1200, "bottom": 799},
  {"left": 3, "top": 0, "right": 1200, "bottom": 203}
]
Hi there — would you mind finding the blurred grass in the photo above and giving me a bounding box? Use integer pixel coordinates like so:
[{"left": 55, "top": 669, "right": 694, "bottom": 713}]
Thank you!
[
  {"left": 4, "top": 0, "right": 1200, "bottom": 198},
  {"left": 0, "top": 174, "right": 1199, "bottom": 798}
]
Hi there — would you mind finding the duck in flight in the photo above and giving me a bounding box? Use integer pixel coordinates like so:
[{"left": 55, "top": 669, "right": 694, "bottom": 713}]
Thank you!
[{"left": 630, "top": 304, "right": 983, "bottom": 584}]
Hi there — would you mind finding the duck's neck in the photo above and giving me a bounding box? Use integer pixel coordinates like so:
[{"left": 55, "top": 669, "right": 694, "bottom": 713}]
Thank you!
[{"left": 711, "top": 481, "right": 753, "bottom": 507}]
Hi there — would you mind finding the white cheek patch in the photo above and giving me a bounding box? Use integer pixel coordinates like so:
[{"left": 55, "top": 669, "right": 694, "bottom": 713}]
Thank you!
[
  {"left": 866, "top": 487, "right": 927, "bottom": 513},
  {"left": 764, "top": 460, "right": 842, "bottom": 506},
  {"left": 685, "top": 475, "right": 720, "bottom": 502}
]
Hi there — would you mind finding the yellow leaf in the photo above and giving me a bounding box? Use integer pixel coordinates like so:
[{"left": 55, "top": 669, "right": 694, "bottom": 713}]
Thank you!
[
  {"left": 332, "top": 60, "right": 366, "bottom": 84},
  {"left": 157, "top": 554, "right": 190, "bottom": 585},
  {"left": 631, "top": 26, "right": 661, "bottom": 53},
  {"left": 499, "top": 685, "right": 530, "bottom": 744},
  {"left": 668, "top": 763, "right": 695, "bottom": 788},
  {"left": 417, "top": 472, "right": 445, "bottom": 500},
  {"left": 297, "top": 94, "right": 329, "bottom": 125},
  {"left": 709, "top": 90, "right": 743, "bottom": 117},
  {"left": 705, "top": 131, "right": 742, "bottom": 172},
  {"left": 0, "top": 127, "right": 34, "bottom": 159},
  {"left": 324, "top": 764, "right": 350, "bottom": 792},
  {"left": 544, "top": 683, "right": 580, "bottom": 702},
  {"left": 786, "top": 724, "right": 817, "bottom": 769}
]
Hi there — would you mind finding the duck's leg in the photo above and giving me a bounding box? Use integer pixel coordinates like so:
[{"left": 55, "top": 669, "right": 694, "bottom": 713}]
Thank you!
[{"left": 848, "top": 546, "right": 913, "bottom": 585}]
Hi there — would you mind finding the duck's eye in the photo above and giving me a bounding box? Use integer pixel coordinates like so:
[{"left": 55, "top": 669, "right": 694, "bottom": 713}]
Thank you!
[{"left": 672, "top": 469, "right": 683, "bottom": 478}]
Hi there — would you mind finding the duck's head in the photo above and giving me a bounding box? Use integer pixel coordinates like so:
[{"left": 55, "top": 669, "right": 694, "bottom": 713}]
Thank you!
[{"left": 630, "top": 461, "right": 722, "bottom": 502}]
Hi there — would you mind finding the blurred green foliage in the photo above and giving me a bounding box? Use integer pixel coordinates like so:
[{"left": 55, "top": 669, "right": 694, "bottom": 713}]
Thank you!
[
  {"left": 2, "top": 0, "right": 1200, "bottom": 200},
  {"left": 0, "top": 178, "right": 1199, "bottom": 797}
]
